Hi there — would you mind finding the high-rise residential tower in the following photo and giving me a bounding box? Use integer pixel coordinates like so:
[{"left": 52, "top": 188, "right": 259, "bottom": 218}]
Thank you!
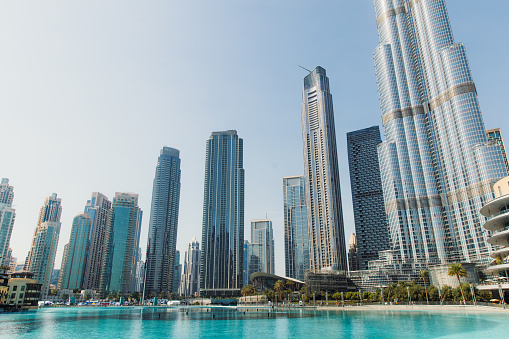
[
  {"left": 181, "top": 238, "right": 200, "bottom": 297},
  {"left": 25, "top": 193, "right": 62, "bottom": 297},
  {"left": 250, "top": 219, "right": 274, "bottom": 275},
  {"left": 486, "top": 128, "right": 509, "bottom": 174},
  {"left": 100, "top": 193, "right": 142, "bottom": 294},
  {"left": 58, "top": 213, "right": 91, "bottom": 290},
  {"left": 347, "top": 233, "right": 359, "bottom": 272},
  {"left": 0, "top": 179, "right": 15, "bottom": 267},
  {"left": 172, "top": 250, "right": 181, "bottom": 296},
  {"left": 144, "top": 147, "right": 181, "bottom": 296},
  {"left": 283, "top": 175, "right": 309, "bottom": 281},
  {"left": 301, "top": 66, "right": 347, "bottom": 271},
  {"left": 200, "top": 130, "right": 244, "bottom": 297},
  {"left": 373, "top": 0, "right": 508, "bottom": 265},
  {"left": 82, "top": 192, "right": 112, "bottom": 290},
  {"left": 347, "top": 126, "right": 390, "bottom": 270}
]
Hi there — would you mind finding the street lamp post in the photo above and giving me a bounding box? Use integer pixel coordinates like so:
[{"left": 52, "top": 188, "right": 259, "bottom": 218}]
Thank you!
[
  {"left": 380, "top": 287, "right": 384, "bottom": 305},
  {"left": 326, "top": 291, "right": 328, "bottom": 307},
  {"left": 407, "top": 286, "right": 411, "bottom": 306},
  {"left": 313, "top": 292, "right": 315, "bottom": 306},
  {"left": 358, "top": 290, "right": 362, "bottom": 306}
]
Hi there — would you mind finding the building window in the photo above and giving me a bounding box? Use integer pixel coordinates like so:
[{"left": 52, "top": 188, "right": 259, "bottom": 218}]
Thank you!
[
  {"left": 13, "top": 286, "right": 17, "bottom": 291},
  {"left": 21, "top": 286, "right": 25, "bottom": 291}
]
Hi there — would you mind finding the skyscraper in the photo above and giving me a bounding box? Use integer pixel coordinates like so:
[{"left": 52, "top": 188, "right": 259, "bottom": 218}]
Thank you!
[
  {"left": 172, "top": 250, "right": 182, "bottom": 296},
  {"left": 301, "top": 66, "right": 347, "bottom": 271},
  {"left": 58, "top": 213, "right": 91, "bottom": 290},
  {"left": 347, "top": 126, "right": 390, "bottom": 270},
  {"left": 347, "top": 233, "right": 359, "bottom": 272},
  {"left": 283, "top": 175, "right": 309, "bottom": 281},
  {"left": 486, "top": 128, "right": 509, "bottom": 174},
  {"left": 82, "top": 192, "right": 112, "bottom": 290},
  {"left": 25, "top": 193, "right": 62, "bottom": 297},
  {"left": 100, "top": 193, "right": 142, "bottom": 294},
  {"left": 200, "top": 130, "right": 244, "bottom": 297},
  {"left": 373, "top": 0, "right": 508, "bottom": 265},
  {"left": 250, "top": 219, "right": 274, "bottom": 274},
  {"left": 144, "top": 147, "right": 181, "bottom": 296},
  {"left": 181, "top": 238, "right": 200, "bottom": 297},
  {"left": 0, "top": 179, "right": 15, "bottom": 267}
]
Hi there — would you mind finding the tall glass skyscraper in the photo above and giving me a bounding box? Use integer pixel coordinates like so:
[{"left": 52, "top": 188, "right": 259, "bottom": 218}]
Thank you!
[
  {"left": 181, "top": 238, "right": 200, "bottom": 297},
  {"left": 144, "top": 147, "right": 181, "bottom": 296},
  {"left": 347, "top": 126, "right": 390, "bottom": 270},
  {"left": 486, "top": 128, "right": 509, "bottom": 175},
  {"left": 283, "top": 175, "right": 309, "bottom": 281},
  {"left": 0, "top": 179, "right": 15, "bottom": 267},
  {"left": 301, "top": 67, "right": 347, "bottom": 271},
  {"left": 250, "top": 219, "right": 274, "bottom": 275},
  {"left": 25, "top": 193, "right": 62, "bottom": 298},
  {"left": 82, "top": 192, "right": 111, "bottom": 290},
  {"left": 58, "top": 213, "right": 91, "bottom": 290},
  {"left": 373, "top": 0, "right": 508, "bottom": 265},
  {"left": 200, "top": 130, "right": 244, "bottom": 297},
  {"left": 100, "top": 193, "right": 142, "bottom": 294}
]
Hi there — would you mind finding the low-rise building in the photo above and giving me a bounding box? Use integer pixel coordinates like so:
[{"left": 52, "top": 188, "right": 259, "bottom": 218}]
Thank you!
[{"left": 6, "top": 271, "right": 41, "bottom": 309}]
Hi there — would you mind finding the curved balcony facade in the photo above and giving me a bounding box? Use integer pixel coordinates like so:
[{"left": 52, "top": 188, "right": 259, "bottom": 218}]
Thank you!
[{"left": 482, "top": 176, "right": 509, "bottom": 276}]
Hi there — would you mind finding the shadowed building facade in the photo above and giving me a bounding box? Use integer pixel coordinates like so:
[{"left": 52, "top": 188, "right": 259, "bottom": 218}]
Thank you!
[
  {"left": 373, "top": 0, "right": 508, "bottom": 266},
  {"left": 200, "top": 130, "right": 244, "bottom": 297},
  {"left": 82, "top": 193, "right": 111, "bottom": 290},
  {"left": 144, "top": 147, "right": 181, "bottom": 296},
  {"left": 301, "top": 67, "right": 347, "bottom": 271},
  {"left": 347, "top": 126, "right": 389, "bottom": 270}
]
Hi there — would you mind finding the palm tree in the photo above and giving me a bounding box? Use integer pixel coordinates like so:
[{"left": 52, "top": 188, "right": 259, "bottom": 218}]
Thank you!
[
  {"left": 274, "top": 280, "right": 285, "bottom": 300},
  {"left": 241, "top": 284, "right": 254, "bottom": 296},
  {"left": 286, "top": 280, "right": 294, "bottom": 292},
  {"left": 0, "top": 265, "right": 10, "bottom": 273},
  {"left": 419, "top": 270, "right": 429, "bottom": 304},
  {"left": 448, "top": 263, "right": 468, "bottom": 305}
]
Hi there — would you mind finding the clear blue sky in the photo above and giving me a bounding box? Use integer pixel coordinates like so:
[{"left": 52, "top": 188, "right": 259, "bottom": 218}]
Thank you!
[{"left": 2, "top": 1, "right": 508, "bottom": 276}]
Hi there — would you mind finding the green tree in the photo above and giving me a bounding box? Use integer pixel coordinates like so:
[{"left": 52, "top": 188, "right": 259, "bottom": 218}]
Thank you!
[
  {"left": 448, "top": 263, "right": 468, "bottom": 304},
  {"left": 428, "top": 285, "right": 439, "bottom": 301},
  {"left": 61, "top": 293, "right": 69, "bottom": 301},
  {"left": 286, "top": 280, "right": 294, "bottom": 292},
  {"left": 419, "top": 270, "right": 430, "bottom": 304},
  {"left": 274, "top": 280, "right": 285, "bottom": 300},
  {"left": 263, "top": 289, "right": 275, "bottom": 302},
  {"left": 441, "top": 285, "right": 453, "bottom": 301},
  {"left": 0, "top": 265, "right": 10, "bottom": 273},
  {"left": 241, "top": 284, "right": 254, "bottom": 296},
  {"left": 332, "top": 292, "right": 341, "bottom": 301}
]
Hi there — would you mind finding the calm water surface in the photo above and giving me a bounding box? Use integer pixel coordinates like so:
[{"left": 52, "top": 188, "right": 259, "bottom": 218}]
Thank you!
[{"left": 0, "top": 306, "right": 507, "bottom": 338}]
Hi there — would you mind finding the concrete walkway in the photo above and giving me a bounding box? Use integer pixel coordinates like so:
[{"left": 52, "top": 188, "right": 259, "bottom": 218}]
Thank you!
[{"left": 314, "top": 304, "right": 509, "bottom": 313}]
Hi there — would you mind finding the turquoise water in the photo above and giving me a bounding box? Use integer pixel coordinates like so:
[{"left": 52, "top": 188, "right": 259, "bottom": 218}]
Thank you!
[{"left": 1, "top": 306, "right": 508, "bottom": 338}]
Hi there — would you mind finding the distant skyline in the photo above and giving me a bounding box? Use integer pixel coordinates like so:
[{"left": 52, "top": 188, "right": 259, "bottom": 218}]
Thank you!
[{"left": 1, "top": 1, "right": 508, "bottom": 276}]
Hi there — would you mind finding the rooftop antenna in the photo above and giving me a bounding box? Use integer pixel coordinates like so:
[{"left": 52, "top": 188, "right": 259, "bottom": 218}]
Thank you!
[{"left": 298, "top": 65, "right": 312, "bottom": 73}]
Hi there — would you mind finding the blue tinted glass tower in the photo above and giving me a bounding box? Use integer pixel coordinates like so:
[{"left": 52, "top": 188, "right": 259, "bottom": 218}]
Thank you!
[
  {"left": 200, "top": 130, "right": 244, "bottom": 297},
  {"left": 100, "top": 193, "right": 142, "bottom": 294},
  {"left": 373, "top": 0, "right": 508, "bottom": 265},
  {"left": 347, "top": 126, "right": 390, "bottom": 270},
  {"left": 144, "top": 147, "right": 181, "bottom": 296},
  {"left": 301, "top": 67, "right": 347, "bottom": 271},
  {"left": 58, "top": 213, "right": 92, "bottom": 290},
  {"left": 283, "top": 175, "right": 309, "bottom": 281},
  {"left": 0, "top": 179, "right": 15, "bottom": 267}
]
